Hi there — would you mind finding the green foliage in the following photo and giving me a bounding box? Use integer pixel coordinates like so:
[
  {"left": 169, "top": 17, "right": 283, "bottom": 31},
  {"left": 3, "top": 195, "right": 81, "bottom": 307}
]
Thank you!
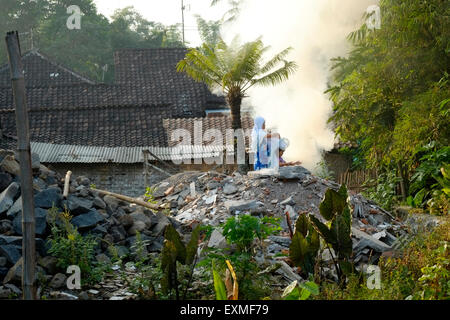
[
  {"left": 282, "top": 280, "right": 319, "bottom": 300},
  {"left": 199, "top": 216, "right": 280, "bottom": 299},
  {"left": 318, "top": 218, "right": 450, "bottom": 300},
  {"left": 177, "top": 37, "right": 297, "bottom": 97},
  {"left": 406, "top": 188, "right": 427, "bottom": 209},
  {"left": 196, "top": 16, "right": 222, "bottom": 47},
  {"left": 327, "top": 0, "right": 450, "bottom": 192},
  {"left": 212, "top": 260, "right": 228, "bottom": 300},
  {"left": 436, "top": 165, "right": 450, "bottom": 197},
  {"left": 160, "top": 224, "right": 201, "bottom": 299},
  {"left": 177, "top": 36, "right": 296, "bottom": 137},
  {"left": 309, "top": 185, "right": 353, "bottom": 283},
  {"left": 289, "top": 214, "right": 320, "bottom": 276},
  {"left": 313, "top": 160, "right": 335, "bottom": 180},
  {"left": 47, "top": 206, "right": 106, "bottom": 285},
  {"left": 199, "top": 249, "right": 271, "bottom": 300},
  {"left": 0, "top": 1, "right": 184, "bottom": 82},
  {"left": 144, "top": 186, "right": 158, "bottom": 212},
  {"left": 363, "top": 169, "right": 401, "bottom": 211},
  {"left": 410, "top": 145, "right": 450, "bottom": 195},
  {"left": 416, "top": 244, "right": 449, "bottom": 300},
  {"left": 222, "top": 215, "right": 281, "bottom": 252}
]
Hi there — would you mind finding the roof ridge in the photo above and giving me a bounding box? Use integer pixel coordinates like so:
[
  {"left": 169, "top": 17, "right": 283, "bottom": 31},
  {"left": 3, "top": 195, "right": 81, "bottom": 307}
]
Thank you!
[{"left": 0, "top": 49, "right": 97, "bottom": 85}]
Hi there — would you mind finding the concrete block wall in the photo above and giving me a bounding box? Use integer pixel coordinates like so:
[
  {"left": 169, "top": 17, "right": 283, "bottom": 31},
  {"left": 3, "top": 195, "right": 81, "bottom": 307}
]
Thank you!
[{"left": 49, "top": 163, "right": 166, "bottom": 197}]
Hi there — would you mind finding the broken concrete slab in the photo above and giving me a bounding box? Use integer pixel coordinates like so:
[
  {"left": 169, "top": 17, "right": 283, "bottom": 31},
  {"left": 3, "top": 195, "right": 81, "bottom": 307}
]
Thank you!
[
  {"left": 352, "top": 227, "right": 391, "bottom": 252},
  {"left": 0, "top": 182, "right": 20, "bottom": 215},
  {"left": 207, "top": 229, "right": 228, "bottom": 249},
  {"left": 225, "top": 199, "right": 258, "bottom": 213},
  {"left": 223, "top": 183, "right": 238, "bottom": 195},
  {"left": 280, "top": 196, "right": 295, "bottom": 206},
  {"left": 275, "top": 260, "right": 303, "bottom": 283},
  {"left": 276, "top": 166, "right": 311, "bottom": 181}
]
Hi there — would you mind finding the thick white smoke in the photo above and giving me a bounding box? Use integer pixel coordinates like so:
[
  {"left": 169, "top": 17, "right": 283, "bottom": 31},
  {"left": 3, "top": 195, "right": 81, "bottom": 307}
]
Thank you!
[{"left": 222, "top": 0, "right": 379, "bottom": 170}]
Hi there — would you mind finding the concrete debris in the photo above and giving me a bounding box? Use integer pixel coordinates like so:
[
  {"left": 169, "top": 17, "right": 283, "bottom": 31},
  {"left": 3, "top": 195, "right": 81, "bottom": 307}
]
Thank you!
[{"left": 0, "top": 148, "right": 414, "bottom": 300}]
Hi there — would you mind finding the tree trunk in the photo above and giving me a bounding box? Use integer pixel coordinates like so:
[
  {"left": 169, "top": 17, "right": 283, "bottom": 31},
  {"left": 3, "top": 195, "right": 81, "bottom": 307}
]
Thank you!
[
  {"left": 227, "top": 87, "right": 242, "bottom": 130},
  {"left": 397, "top": 161, "right": 408, "bottom": 201},
  {"left": 226, "top": 87, "right": 248, "bottom": 173}
]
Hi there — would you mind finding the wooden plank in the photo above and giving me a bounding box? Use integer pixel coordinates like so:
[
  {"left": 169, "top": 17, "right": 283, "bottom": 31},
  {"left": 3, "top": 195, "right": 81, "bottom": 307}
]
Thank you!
[{"left": 93, "top": 188, "right": 161, "bottom": 211}]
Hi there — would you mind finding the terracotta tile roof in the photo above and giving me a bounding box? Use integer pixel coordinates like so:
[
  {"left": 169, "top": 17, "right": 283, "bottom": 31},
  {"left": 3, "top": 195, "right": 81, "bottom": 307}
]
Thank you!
[
  {"left": 0, "top": 48, "right": 231, "bottom": 153},
  {"left": 0, "top": 84, "right": 206, "bottom": 117},
  {"left": 1, "top": 104, "right": 176, "bottom": 148},
  {"left": 114, "top": 48, "right": 226, "bottom": 109}
]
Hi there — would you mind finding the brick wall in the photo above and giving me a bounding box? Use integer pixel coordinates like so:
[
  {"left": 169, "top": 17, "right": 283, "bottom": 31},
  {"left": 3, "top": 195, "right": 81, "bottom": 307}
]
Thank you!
[{"left": 48, "top": 163, "right": 167, "bottom": 197}]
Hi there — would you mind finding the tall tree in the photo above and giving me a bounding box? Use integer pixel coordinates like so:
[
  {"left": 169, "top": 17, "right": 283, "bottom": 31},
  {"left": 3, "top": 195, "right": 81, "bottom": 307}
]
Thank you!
[
  {"left": 327, "top": 0, "right": 450, "bottom": 199},
  {"left": 195, "top": 16, "right": 222, "bottom": 47},
  {"left": 177, "top": 37, "right": 297, "bottom": 169},
  {"left": 1, "top": 2, "right": 185, "bottom": 82}
]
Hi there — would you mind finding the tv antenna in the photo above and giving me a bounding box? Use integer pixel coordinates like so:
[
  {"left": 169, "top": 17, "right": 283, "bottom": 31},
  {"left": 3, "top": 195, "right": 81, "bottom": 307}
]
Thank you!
[{"left": 181, "top": 0, "right": 191, "bottom": 45}]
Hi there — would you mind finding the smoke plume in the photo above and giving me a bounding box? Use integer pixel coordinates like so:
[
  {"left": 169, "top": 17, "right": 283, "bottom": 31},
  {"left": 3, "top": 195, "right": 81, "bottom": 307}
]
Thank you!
[{"left": 223, "top": 0, "right": 379, "bottom": 170}]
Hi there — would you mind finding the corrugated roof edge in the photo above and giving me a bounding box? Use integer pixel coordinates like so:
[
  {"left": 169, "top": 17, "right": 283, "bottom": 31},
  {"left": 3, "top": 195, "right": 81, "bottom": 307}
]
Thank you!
[{"left": 30, "top": 142, "right": 232, "bottom": 164}]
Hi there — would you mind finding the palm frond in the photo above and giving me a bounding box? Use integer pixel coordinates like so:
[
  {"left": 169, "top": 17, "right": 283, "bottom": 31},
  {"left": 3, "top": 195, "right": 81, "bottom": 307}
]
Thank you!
[
  {"left": 247, "top": 60, "right": 298, "bottom": 90},
  {"left": 258, "top": 47, "right": 293, "bottom": 75}
]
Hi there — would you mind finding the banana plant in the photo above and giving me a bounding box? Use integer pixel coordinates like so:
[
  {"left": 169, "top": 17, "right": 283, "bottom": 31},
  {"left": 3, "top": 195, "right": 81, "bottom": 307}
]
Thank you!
[
  {"left": 161, "top": 224, "right": 201, "bottom": 299},
  {"left": 289, "top": 213, "right": 320, "bottom": 276},
  {"left": 213, "top": 260, "right": 239, "bottom": 300},
  {"left": 309, "top": 184, "right": 354, "bottom": 283}
]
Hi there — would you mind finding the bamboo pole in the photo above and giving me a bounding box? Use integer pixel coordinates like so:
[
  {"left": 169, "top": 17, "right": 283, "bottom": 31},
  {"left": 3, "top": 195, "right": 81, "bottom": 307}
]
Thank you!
[
  {"left": 63, "top": 171, "right": 72, "bottom": 198},
  {"left": 5, "top": 31, "right": 36, "bottom": 300},
  {"left": 93, "top": 188, "right": 161, "bottom": 211}
]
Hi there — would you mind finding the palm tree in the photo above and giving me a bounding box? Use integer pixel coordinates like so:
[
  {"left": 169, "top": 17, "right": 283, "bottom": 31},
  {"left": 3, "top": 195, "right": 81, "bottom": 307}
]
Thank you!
[{"left": 177, "top": 37, "right": 297, "bottom": 169}]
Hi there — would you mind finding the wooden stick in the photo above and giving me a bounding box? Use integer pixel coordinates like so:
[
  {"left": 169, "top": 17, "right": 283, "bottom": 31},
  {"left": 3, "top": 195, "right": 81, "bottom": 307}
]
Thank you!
[
  {"left": 144, "top": 149, "right": 179, "bottom": 172},
  {"left": 6, "top": 31, "right": 36, "bottom": 300},
  {"left": 147, "top": 161, "right": 172, "bottom": 177},
  {"left": 285, "top": 211, "right": 294, "bottom": 239},
  {"left": 93, "top": 188, "right": 161, "bottom": 211},
  {"left": 63, "top": 170, "right": 72, "bottom": 199}
]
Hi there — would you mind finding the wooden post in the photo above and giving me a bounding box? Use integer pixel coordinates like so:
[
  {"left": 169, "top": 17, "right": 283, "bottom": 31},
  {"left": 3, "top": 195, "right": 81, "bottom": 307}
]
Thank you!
[
  {"left": 63, "top": 171, "right": 72, "bottom": 198},
  {"left": 143, "top": 150, "right": 149, "bottom": 188},
  {"left": 5, "top": 31, "right": 36, "bottom": 300}
]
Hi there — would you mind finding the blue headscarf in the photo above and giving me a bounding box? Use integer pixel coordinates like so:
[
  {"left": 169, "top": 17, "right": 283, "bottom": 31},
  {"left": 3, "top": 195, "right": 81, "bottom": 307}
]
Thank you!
[{"left": 251, "top": 116, "right": 269, "bottom": 170}]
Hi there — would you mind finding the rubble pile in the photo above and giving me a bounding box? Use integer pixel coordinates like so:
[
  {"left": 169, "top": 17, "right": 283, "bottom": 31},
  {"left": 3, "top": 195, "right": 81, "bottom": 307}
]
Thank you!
[
  {"left": 0, "top": 149, "right": 410, "bottom": 299},
  {"left": 0, "top": 150, "right": 182, "bottom": 299},
  {"left": 150, "top": 166, "right": 408, "bottom": 282}
]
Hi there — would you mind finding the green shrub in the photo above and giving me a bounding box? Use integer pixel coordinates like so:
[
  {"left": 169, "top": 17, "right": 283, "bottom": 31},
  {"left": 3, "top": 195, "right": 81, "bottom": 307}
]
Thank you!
[
  {"left": 222, "top": 215, "right": 281, "bottom": 252},
  {"left": 317, "top": 217, "right": 450, "bottom": 300},
  {"left": 47, "top": 206, "right": 107, "bottom": 285},
  {"left": 363, "top": 169, "right": 401, "bottom": 211}
]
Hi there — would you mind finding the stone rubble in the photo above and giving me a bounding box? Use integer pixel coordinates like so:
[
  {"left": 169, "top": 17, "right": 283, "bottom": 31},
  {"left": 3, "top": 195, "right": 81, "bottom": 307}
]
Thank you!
[
  {"left": 0, "top": 149, "right": 411, "bottom": 299},
  {"left": 150, "top": 167, "right": 409, "bottom": 277}
]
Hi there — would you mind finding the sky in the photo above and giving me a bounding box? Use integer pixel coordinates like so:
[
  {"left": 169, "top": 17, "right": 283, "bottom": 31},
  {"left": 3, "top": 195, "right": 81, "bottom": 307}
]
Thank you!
[
  {"left": 94, "top": 0, "right": 377, "bottom": 170},
  {"left": 93, "top": 0, "right": 229, "bottom": 46}
]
